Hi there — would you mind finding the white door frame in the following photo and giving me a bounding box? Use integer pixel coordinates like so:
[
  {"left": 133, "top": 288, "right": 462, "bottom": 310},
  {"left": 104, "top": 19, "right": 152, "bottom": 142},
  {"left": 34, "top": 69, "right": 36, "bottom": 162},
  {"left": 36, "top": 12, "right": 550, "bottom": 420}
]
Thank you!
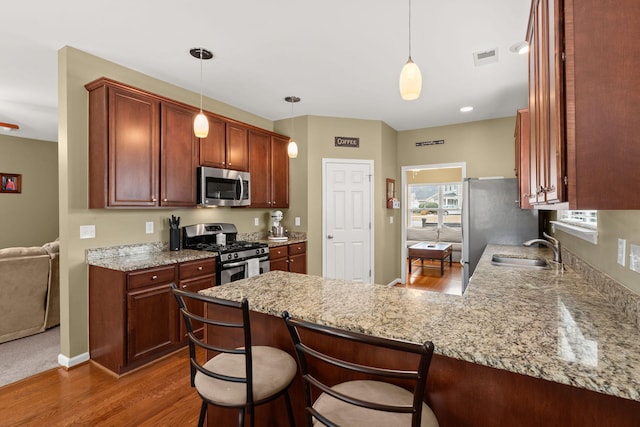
[
  {"left": 322, "top": 158, "right": 375, "bottom": 281},
  {"left": 400, "top": 162, "right": 466, "bottom": 284}
]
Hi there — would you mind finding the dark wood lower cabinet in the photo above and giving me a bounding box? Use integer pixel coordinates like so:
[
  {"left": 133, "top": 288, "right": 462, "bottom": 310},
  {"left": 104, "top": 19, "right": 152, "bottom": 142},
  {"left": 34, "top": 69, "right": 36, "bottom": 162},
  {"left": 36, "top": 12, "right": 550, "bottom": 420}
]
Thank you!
[
  {"left": 206, "top": 309, "right": 640, "bottom": 427},
  {"left": 127, "top": 283, "right": 177, "bottom": 362},
  {"left": 89, "top": 258, "right": 216, "bottom": 375},
  {"left": 269, "top": 242, "right": 306, "bottom": 274}
]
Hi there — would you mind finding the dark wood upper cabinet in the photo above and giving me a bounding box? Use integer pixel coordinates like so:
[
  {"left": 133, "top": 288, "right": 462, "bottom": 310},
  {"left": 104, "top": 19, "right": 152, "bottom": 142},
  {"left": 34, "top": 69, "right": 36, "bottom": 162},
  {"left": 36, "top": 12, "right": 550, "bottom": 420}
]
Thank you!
[
  {"left": 248, "top": 131, "right": 289, "bottom": 208},
  {"left": 86, "top": 77, "right": 289, "bottom": 209},
  {"left": 160, "top": 102, "right": 198, "bottom": 206},
  {"left": 87, "top": 83, "right": 160, "bottom": 208},
  {"left": 198, "top": 114, "right": 227, "bottom": 168},
  {"left": 526, "top": 0, "right": 640, "bottom": 209},
  {"left": 515, "top": 109, "right": 532, "bottom": 209},
  {"left": 225, "top": 123, "right": 249, "bottom": 171}
]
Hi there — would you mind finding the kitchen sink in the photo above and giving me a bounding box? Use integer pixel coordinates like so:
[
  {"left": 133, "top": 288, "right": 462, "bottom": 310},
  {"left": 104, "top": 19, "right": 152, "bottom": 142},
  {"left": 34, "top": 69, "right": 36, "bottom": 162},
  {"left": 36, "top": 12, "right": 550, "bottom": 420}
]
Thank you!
[{"left": 491, "top": 254, "right": 550, "bottom": 269}]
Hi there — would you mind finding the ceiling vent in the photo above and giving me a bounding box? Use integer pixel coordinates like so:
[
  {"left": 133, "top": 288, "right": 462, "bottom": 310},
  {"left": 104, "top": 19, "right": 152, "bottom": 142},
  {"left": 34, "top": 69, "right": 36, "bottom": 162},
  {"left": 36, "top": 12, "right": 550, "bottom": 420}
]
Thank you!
[{"left": 473, "top": 48, "right": 499, "bottom": 66}]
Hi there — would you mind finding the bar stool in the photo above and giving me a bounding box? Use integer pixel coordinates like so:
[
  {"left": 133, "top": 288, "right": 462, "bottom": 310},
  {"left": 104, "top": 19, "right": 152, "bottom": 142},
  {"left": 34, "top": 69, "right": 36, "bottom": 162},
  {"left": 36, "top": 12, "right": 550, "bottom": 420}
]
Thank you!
[
  {"left": 171, "top": 284, "right": 297, "bottom": 427},
  {"left": 282, "top": 311, "right": 439, "bottom": 427}
]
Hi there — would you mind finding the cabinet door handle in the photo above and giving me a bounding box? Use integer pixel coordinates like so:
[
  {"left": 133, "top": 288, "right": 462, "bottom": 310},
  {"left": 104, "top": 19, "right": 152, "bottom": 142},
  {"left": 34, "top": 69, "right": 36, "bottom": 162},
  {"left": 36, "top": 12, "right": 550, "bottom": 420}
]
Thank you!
[
  {"left": 152, "top": 197, "right": 157, "bottom": 202},
  {"left": 197, "top": 266, "right": 203, "bottom": 271},
  {"left": 151, "top": 275, "right": 158, "bottom": 280},
  {"left": 182, "top": 284, "right": 188, "bottom": 289},
  {"left": 327, "top": 235, "right": 334, "bottom": 239}
]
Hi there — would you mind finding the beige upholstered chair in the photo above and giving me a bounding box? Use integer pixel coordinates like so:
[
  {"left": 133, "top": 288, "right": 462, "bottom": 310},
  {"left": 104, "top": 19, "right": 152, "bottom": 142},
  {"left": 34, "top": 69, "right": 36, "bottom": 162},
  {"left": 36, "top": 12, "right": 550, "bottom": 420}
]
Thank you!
[
  {"left": 282, "top": 311, "right": 439, "bottom": 427},
  {"left": 171, "top": 284, "right": 297, "bottom": 427}
]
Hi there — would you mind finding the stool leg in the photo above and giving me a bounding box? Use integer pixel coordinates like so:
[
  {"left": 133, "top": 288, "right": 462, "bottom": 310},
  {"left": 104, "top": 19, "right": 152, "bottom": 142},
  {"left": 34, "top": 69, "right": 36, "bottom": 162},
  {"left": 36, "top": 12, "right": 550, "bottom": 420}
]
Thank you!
[
  {"left": 198, "top": 401, "right": 207, "bottom": 427},
  {"left": 284, "top": 390, "right": 295, "bottom": 426}
]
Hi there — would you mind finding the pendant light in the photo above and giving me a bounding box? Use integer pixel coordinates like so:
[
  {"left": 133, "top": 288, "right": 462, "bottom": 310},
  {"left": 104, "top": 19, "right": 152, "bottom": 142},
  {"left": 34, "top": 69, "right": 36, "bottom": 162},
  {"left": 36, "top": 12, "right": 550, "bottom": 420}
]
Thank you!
[
  {"left": 285, "top": 96, "right": 300, "bottom": 158},
  {"left": 190, "top": 47, "right": 213, "bottom": 138},
  {"left": 399, "top": 0, "right": 422, "bottom": 100}
]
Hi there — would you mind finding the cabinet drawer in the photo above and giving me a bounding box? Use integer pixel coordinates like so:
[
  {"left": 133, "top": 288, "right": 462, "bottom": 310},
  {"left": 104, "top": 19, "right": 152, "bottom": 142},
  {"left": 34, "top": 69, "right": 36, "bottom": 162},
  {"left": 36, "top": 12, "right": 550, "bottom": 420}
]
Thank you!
[
  {"left": 288, "top": 242, "right": 306, "bottom": 255},
  {"left": 179, "top": 259, "right": 216, "bottom": 280},
  {"left": 128, "top": 266, "right": 176, "bottom": 290},
  {"left": 270, "top": 246, "right": 288, "bottom": 260}
]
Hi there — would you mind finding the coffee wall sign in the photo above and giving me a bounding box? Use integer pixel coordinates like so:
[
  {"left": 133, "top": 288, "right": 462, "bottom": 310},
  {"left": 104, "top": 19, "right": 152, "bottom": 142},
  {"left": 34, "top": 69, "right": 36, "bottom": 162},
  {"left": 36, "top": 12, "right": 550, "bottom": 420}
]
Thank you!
[
  {"left": 335, "top": 136, "right": 359, "bottom": 148},
  {"left": 415, "top": 139, "right": 445, "bottom": 147}
]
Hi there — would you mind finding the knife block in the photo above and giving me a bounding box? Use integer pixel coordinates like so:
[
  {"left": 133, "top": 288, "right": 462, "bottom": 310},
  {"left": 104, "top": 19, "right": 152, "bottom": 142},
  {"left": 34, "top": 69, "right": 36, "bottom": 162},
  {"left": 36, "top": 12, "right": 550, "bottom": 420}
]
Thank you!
[{"left": 169, "top": 228, "right": 180, "bottom": 251}]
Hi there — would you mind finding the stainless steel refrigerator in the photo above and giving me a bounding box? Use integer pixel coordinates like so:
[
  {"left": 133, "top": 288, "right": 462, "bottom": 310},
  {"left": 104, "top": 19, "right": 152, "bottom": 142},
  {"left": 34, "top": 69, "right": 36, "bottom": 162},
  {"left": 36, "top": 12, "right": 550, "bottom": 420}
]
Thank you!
[{"left": 461, "top": 178, "right": 539, "bottom": 291}]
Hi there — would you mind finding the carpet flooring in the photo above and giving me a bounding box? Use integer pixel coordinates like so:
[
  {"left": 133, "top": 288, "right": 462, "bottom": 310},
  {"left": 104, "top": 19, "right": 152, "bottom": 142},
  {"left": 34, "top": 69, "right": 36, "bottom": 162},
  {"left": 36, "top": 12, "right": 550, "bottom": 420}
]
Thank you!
[{"left": 0, "top": 326, "right": 60, "bottom": 388}]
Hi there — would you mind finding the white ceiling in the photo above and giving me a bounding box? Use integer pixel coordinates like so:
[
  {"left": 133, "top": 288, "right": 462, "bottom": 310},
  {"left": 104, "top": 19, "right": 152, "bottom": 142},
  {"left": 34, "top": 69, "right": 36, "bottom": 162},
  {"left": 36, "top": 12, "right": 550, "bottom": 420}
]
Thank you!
[{"left": 1, "top": 0, "right": 531, "bottom": 143}]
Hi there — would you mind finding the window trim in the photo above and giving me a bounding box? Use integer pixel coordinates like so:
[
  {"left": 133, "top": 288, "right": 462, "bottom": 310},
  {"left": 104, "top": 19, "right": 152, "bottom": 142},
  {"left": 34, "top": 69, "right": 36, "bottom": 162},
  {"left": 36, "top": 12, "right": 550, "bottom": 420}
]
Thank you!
[{"left": 550, "top": 220, "right": 598, "bottom": 244}]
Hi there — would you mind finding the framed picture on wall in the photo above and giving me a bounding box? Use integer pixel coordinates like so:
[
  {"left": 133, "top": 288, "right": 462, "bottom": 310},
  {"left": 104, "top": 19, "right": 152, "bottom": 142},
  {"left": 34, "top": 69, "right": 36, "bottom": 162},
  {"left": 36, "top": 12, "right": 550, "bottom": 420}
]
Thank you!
[{"left": 0, "top": 173, "right": 21, "bottom": 193}]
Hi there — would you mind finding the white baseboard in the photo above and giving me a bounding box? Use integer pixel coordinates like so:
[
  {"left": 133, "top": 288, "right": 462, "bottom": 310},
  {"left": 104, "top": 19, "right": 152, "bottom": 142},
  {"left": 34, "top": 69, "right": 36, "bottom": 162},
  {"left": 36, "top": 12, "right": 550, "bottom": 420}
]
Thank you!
[
  {"left": 58, "top": 351, "right": 90, "bottom": 368},
  {"left": 386, "top": 278, "right": 402, "bottom": 287}
]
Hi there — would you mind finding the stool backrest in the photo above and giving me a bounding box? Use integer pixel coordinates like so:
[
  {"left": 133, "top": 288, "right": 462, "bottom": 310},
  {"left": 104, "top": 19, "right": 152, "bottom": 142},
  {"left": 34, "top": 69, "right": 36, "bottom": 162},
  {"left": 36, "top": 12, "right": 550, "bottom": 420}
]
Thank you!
[
  {"left": 171, "top": 283, "right": 253, "bottom": 404},
  {"left": 282, "top": 311, "right": 435, "bottom": 427}
]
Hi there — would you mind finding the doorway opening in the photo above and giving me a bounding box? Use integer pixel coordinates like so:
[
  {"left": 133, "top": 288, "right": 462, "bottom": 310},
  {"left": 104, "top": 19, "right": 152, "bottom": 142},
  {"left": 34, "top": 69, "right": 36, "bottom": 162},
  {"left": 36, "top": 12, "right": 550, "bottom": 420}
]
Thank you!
[{"left": 400, "top": 163, "right": 466, "bottom": 292}]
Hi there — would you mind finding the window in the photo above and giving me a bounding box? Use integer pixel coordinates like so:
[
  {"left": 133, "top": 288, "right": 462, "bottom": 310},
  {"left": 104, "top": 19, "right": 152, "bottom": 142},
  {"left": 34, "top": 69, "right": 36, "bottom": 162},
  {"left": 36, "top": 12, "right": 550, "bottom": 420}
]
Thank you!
[
  {"left": 551, "top": 210, "right": 598, "bottom": 244},
  {"left": 559, "top": 210, "right": 597, "bottom": 229},
  {"left": 408, "top": 182, "right": 462, "bottom": 228}
]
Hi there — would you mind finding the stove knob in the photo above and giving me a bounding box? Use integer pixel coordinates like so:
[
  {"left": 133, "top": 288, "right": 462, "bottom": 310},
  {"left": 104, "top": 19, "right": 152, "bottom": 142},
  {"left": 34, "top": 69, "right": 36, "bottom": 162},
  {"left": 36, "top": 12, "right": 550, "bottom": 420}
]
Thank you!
[
  {"left": 234, "top": 253, "right": 239, "bottom": 259},
  {"left": 256, "top": 249, "right": 260, "bottom": 255},
  {"left": 227, "top": 254, "right": 232, "bottom": 261},
  {"left": 261, "top": 248, "right": 265, "bottom": 254}
]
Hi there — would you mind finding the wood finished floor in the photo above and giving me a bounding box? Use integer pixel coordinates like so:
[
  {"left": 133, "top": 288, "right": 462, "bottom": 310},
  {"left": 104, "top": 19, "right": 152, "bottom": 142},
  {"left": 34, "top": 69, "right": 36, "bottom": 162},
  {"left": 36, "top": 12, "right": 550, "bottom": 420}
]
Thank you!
[
  {"left": 1, "top": 266, "right": 461, "bottom": 426},
  {"left": 0, "top": 347, "right": 201, "bottom": 426},
  {"left": 397, "top": 259, "right": 463, "bottom": 295}
]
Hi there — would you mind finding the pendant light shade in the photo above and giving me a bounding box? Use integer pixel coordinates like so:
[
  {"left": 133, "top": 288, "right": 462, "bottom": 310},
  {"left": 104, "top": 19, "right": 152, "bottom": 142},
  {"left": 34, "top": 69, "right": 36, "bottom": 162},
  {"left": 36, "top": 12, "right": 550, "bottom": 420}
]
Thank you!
[
  {"left": 190, "top": 47, "right": 213, "bottom": 138},
  {"left": 399, "top": 57, "right": 422, "bottom": 100},
  {"left": 285, "top": 96, "right": 300, "bottom": 159},
  {"left": 399, "top": 0, "right": 422, "bottom": 100},
  {"left": 287, "top": 140, "right": 298, "bottom": 158},
  {"left": 193, "top": 112, "right": 209, "bottom": 138}
]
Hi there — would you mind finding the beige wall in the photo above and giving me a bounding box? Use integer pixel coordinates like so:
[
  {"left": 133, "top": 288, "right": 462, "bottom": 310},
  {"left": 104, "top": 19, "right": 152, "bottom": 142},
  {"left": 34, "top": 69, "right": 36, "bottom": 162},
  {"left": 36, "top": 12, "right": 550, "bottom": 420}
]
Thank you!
[
  {"left": 549, "top": 211, "right": 640, "bottom": 294},
  {"left": 58, "top": 46, "right": 295, "bottom": 359},
  {"left": 398, "top": 117, "right": 517, "bottom": 179},
  {"left": 299, "top": 116, "right": 399, "bottom": 284},
  {"left": 0, "top": 134, "right": 59, "bottom": 248}
]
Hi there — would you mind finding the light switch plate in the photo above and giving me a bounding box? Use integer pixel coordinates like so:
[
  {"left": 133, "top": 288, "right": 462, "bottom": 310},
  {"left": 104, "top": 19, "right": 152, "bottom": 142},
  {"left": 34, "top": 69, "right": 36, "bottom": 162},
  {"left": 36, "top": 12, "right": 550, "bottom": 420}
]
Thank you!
[
  {"left": 630, "top": 244, "right": 640, "bottom": 273},
  {"left": 295, "top": 217, "right": 301, "bottom": 226},
  {"left": 389, "top": 216, "right": 394, "bottom": 224},
  {"left": 80, "top": 225, "right": 96, "bottom": 239},
  {"left": 617, "top": 238, "right": 626, "bottom": 266},
  {"left": 254, "top": 217, "right": 259, "bottom": 226},
  {"left": 146, "top": 221, "right": 154, "bottom": 234}
]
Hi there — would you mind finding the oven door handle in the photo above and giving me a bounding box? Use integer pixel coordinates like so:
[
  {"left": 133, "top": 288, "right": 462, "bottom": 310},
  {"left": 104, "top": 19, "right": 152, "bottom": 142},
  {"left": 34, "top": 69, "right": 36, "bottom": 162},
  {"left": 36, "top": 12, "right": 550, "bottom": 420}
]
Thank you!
[{"left": 223, "top": 260, "right": 248, "bottom": 268}]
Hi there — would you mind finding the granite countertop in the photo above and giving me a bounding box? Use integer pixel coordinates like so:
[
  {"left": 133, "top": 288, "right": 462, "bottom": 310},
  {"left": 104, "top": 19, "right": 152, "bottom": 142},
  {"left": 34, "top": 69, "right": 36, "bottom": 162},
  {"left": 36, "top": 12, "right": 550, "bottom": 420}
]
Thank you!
[
  {"left": 86, "top": 243, "right": 217, "bottom": 271},
  {"left": 200, "top": 244, "right": 640, "bottom": 402}
]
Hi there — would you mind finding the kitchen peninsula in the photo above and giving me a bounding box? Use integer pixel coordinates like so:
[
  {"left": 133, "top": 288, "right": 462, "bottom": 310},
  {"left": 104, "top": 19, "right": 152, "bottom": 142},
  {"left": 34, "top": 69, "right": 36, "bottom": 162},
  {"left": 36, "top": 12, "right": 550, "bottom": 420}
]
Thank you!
[{"left": 200, "top": 245, "right": 640, "bottom": 426}]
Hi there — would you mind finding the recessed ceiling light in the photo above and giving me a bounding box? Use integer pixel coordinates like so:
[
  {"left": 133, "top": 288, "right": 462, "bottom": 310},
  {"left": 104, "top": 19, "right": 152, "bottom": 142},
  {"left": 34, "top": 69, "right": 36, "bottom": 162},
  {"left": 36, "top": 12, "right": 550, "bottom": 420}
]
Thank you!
[
  {"left": 460, "top": 106, "right": 473, "bottom": 113},
  {"left": 509, "top": 41, "right": 529, "bottom": 55}
]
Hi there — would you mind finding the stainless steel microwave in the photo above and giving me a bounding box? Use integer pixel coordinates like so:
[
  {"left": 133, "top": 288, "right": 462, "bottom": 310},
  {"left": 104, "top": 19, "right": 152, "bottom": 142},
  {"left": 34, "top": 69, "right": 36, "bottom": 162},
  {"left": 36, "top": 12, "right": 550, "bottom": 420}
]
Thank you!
[{"left": 197, "top": 167, "right": 250, "bottom": 207}]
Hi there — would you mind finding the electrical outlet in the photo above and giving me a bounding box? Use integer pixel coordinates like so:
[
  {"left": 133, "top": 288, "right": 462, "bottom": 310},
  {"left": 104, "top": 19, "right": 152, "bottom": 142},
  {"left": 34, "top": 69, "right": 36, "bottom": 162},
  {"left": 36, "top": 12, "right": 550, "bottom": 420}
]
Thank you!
[
  {"left": 295, "top": 217, "right": 301, "bottom": 226},
  {"left": 146, "top": 221, "right": 154, "bottom": 234},
  {"left": 617, "top": 239, "right": 626, "bottom": 266},
  {"left": 389, "top": 216, "right": 394, "bottom": 224},
  {"left": 630, "top": 244, "right": 640, "bottom": 273},
  {"left": 80, "top": 225, "right": 96, "bottom": 239},
  {"left": 254, "top": 217, "right": 259, "bottom": 226}
]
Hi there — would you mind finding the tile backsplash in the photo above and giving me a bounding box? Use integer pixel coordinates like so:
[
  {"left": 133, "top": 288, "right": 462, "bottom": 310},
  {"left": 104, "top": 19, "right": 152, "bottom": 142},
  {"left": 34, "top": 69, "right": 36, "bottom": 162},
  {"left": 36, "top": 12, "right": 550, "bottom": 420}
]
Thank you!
[{"left": 563, "top": 248, "right": 640, "bottom": 329}]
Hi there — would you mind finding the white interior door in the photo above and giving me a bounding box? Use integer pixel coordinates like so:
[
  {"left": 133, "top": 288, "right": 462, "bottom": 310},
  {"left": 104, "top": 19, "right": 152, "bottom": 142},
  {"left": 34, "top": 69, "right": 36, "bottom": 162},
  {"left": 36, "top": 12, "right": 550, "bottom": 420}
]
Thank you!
[{"left": 323, "top": 159, "right": 373, "bottom": 282}]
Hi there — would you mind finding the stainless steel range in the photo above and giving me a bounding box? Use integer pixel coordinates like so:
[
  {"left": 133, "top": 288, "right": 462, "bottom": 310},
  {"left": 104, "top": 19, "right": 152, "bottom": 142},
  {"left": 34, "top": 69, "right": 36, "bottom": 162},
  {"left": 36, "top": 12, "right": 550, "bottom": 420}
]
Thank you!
[{"left": 182, "top": 223, "right": 269, "bottom": 285}]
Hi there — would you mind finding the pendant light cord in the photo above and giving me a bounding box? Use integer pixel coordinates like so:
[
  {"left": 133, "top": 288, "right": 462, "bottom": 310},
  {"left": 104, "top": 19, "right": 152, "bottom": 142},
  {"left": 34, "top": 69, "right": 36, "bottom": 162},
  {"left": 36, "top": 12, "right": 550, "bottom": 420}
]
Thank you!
[
  {"left": 199, "top": 49, "right": 204, "bottom": 112},
  {"left": 408, "top": 0, "right": 412, "bottom": 59}
]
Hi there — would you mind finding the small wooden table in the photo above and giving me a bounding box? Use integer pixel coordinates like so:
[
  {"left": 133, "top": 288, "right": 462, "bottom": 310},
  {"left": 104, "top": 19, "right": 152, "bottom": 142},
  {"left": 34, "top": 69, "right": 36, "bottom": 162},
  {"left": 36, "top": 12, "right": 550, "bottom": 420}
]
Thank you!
[{"left": 408, "top": 242, "right": 453, "bottom": 276}]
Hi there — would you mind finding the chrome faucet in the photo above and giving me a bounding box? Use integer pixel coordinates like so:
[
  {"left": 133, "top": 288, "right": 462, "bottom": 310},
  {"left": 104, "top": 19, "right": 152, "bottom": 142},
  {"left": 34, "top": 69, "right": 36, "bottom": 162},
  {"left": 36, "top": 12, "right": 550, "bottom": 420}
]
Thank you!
[{"left": 523, "top": 232, "right": 562, "bottom": 263}]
